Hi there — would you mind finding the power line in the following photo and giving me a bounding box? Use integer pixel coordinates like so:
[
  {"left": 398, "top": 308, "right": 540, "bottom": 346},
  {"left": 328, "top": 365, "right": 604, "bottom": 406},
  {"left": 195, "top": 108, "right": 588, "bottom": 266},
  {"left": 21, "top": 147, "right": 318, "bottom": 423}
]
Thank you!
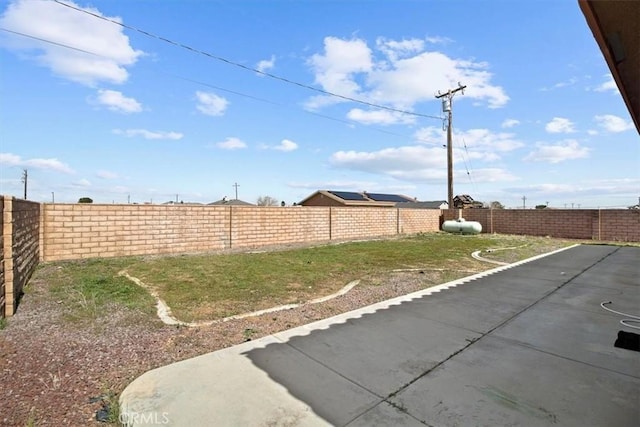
[
  {"left": 1, "top": 26, "right": 444, "bottom": 147},
  {"left": 51, "top": 0, "right": 443, "bottom": 121}
]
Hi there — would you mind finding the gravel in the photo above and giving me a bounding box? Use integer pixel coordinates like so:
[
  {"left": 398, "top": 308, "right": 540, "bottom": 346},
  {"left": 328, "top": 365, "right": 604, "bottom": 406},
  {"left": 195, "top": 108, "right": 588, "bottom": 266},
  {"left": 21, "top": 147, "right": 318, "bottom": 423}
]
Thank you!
[{"left": 0, "top": 267, "right": 447, "bottom": 426}]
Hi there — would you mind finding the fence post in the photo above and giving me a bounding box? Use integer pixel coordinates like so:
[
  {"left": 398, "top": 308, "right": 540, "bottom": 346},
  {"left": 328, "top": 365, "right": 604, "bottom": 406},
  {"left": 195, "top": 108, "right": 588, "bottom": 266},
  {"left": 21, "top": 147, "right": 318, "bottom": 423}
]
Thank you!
[{"left": 2, "top": 196, "right": 15, "bottom": 317}]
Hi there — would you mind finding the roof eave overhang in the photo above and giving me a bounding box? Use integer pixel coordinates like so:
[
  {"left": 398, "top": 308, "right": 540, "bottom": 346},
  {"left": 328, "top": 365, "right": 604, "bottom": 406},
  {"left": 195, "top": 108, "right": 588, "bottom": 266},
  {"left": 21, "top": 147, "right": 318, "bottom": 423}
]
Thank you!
[{"left": 579, "top": 0, "right": 639, "bottom": 134}]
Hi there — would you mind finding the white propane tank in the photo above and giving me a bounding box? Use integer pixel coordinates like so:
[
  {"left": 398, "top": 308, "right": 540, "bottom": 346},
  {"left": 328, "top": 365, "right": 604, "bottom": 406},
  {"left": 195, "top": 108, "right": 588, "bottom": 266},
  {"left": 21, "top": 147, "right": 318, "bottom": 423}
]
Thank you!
[{"left": 442, "top": 218, "right": 482, "bottom": 235}]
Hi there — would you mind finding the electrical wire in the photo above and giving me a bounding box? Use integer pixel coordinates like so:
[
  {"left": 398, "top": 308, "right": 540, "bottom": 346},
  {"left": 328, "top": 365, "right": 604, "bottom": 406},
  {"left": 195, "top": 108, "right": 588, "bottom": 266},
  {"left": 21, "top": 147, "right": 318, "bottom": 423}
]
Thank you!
[
  {"left": 50, "top": 0, "right": 443, "bottom": 121},
  {"left": 1, "top": 26, "right": 445, "bottom": 148},
  {"left": 454, "top": 136, "right": 478, "bottom": 195}
]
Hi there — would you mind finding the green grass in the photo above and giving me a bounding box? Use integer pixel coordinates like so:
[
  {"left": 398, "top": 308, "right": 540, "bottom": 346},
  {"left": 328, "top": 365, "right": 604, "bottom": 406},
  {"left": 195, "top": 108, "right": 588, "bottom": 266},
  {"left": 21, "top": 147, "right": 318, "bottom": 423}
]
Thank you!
[
  {"left": 35, "top": 233, "right": 575, "bottom": 324},
  {"left": 44, "top": 257, "right": 156, "bottom": 323},
  {"left": 124, "top": 233, "right": 573, "bottom": 321}
]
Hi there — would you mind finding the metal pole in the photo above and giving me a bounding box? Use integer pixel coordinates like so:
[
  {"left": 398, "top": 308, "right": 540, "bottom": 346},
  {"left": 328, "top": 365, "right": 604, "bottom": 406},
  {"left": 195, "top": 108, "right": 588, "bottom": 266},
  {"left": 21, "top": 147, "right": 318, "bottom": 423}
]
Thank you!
[{"left": 22, "top": 169, "right": 28, "bottom": 199}]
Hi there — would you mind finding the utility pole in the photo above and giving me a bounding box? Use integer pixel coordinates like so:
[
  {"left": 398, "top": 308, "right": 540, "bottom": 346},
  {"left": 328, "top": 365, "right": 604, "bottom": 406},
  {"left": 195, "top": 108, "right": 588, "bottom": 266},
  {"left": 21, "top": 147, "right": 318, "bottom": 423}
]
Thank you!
[
  {"left": 522, "top": 196, "right": 526, "bottom": 209},
  {"left": 436, "top": 83, "right": 466, "bottom": 207},
  {"left": 233, "top": 182, "right": 240, "bottom": 200},
  {"left": 21, "top": 169, "right": 28, "bottom": 199}
]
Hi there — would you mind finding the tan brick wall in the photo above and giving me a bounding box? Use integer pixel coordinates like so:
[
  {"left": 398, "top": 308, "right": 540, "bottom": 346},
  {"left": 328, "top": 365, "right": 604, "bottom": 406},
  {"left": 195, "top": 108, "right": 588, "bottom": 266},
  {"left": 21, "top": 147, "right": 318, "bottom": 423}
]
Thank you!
[
  {"left": 231, "top": 207, "right": 330, "bottom": 249},
  {"left": 442, "top": 208, "right": 640, "bottom": 241},
  {"left": 399, "top": 209, "right": 442, "bottom": 234},
  {"left": 42, "top": 204, "right": 231, "bottom": 261},
  {"left": 330, "top": 207, "right": 398, "bottom": 240},
  {"left": 40, "top": 205, "right": 442, "bottom": 259},
  {"left": 598, "top": 209, "right": 640, "bottom": 241},
  {"left": 2, "top": 197, "right": 40, "bottom": 317},
  {"left": 0, "top": 196, "right": 4, "bottom": 318}
]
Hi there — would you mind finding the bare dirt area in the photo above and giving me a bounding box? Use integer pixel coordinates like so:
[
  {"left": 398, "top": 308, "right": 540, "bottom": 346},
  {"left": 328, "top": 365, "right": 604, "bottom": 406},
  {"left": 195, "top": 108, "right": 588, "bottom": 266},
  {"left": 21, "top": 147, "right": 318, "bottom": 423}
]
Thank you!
[{"left": 1, "top": 266, "right": 449, "bottom": 426}]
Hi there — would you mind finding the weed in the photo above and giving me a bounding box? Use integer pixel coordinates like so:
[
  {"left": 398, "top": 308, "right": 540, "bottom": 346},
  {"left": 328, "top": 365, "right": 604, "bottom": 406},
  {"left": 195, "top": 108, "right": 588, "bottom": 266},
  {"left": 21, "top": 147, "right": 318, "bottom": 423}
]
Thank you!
[
  {"left": 243, "top": 328, "right": 258, "bottom": 341},
  {"left": 25, "top": 407, "right": 37, "bottom": 427},
  {"left": 0, "top": 317, "right": 7, "bottom": 330},
  {"left": 38, "top": 370, "right": 63, "bottom": 391}
]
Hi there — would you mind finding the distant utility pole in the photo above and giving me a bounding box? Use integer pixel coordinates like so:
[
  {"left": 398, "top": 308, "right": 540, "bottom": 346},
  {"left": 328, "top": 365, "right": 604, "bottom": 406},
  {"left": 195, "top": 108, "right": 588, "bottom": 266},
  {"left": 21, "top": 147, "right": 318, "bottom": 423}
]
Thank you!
[
  {"left": 233, "top": 182, "right": 240, "bottom": 200},
  {"left": 436, "top": 83, "right": 466, "bottom": 207},
  {"left": 21, "top": 169, "right": 28, "bottom": 199},
  {"left": 522, "top": 195, "right": 527, "bottom": 209}
]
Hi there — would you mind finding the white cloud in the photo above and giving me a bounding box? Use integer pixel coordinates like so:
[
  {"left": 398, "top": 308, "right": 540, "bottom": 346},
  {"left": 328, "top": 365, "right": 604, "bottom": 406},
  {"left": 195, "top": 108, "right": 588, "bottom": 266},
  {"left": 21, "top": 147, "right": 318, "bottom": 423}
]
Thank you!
[
  {"left": 540, "top": 77, "right": 577, "bottom": 91},
  {"left": 545, "top": 117, "right": 575, "bottom": 134},
  {"left": 96, "top": 170, "right": 119, "bottom": 179},
  {"left": 72, "top": 178, "right": 91, "bottom": 187},
  {"left": 506, "top": 178, "right": 639, "bottom": 198},
  {"left": 96, "top": 89, "right": 142, "bottom": 113},
  {"left": 274, "top": 139, "right": 298, "bottom": 152},
  {"left": 331, "top": 145, "right": 447, "bottom": 182},
  {"left": 0, "top": 0, "right": 143, "bottom": 86},
  {"left": 113, "top": 129, "right": 183, "bottom": 140},
  {"left": 470, "top": 168, "right": 518, "bottom": 182},
  {"left": 196, "top": 91, "right": 228, "bottom": 116},
  {"left": 376, "top": 37, "right": 425, "bottom": 61},
  {"left": 0, "top": 152, "right": 74, "bottom": 173},
  {"left": 305, "top": 37, "right": 373, "bottom": 109},
  {"left": 593, "top": 74, "right": 619, "bottom": 93},
  {"left": 256, "top": 55, "right": 275, "bottom": 74},
  {"left": 414, "top": 126, "right": 524, "bottom": 153},
  {"left": 215, "top": 137, "right": 247, "bottom": 150},
  {"left": 524, "top": 139, "right": 590, "bottom": 163},
  {"left": 305, "top": 36, "right": 508, "bottom": 113},
  {"left": 594, "top": 114, "right": 634, "bottom": 133},
  {"left": 346, "top": 108, "right": 415, "bottom": 125},
  {"left": 501, "top": 119, "right": 520, "bottom": 128},
  {"left": 330, "top": 144, "right": 518, "bottom": 183},
  {"left": 425, "top": 36, "right": 453, "bottom": 45}
]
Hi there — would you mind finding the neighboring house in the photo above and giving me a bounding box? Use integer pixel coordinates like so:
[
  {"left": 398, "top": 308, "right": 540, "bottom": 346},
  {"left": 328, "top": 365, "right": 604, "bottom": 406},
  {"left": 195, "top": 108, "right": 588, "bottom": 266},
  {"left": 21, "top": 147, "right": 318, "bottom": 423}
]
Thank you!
[
  {"left": 162, "top": 201, "right": 204, "bottom": 205},
  {"left": 397, "top": 200, "right": 448, "bottom": 209},
  {"left": 208, "top": 197, "right": 254, "bottom": 206},
  {"left": 299, "top": 190, "right": 416, "bottom": 207},
  {"left": 453, "top": 194, "right": 483, "bottom": 209}
]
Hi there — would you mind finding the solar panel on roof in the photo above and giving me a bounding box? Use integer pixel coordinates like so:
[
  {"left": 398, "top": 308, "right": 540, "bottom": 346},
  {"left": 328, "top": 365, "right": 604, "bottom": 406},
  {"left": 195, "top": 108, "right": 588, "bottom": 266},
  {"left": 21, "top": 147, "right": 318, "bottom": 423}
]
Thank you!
[
  {"left": 328, "top": 191, "right": 367, "bottom": 201},
  {"left": 366, "top": 193, "right": 412, "bottom": 202}
]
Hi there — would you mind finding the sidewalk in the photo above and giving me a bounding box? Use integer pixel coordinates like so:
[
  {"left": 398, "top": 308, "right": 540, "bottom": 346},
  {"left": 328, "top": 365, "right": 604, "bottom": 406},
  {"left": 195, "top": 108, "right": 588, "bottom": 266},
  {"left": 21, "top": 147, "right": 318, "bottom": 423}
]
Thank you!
[{"left": 120, "top": 244, "right": 639, "bottom": 426}]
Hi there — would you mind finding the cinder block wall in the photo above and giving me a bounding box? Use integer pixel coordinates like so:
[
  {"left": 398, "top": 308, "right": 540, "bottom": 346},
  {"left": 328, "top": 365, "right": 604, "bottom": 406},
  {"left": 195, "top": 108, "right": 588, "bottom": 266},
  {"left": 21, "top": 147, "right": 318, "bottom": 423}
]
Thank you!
[
  {"left": 399, "top": 209, "right": 442, "bottom": 234},
  {"left": 231, "top": 207, "right": 330, "bottom": 249},
  {"left": 330, "top": 207, "right": 399, "bottom": 240},
  {"left": 442, "top": 208, "right": 640, "bottom": 241},
  {"left": 0, "top": 196, "right": 4, "bottom": 318},
  {"left": 40, "top": 204, "right": 442, "bottom": 261},
  {"left": 1, "top": 197, "right": 40, "bottom": 317},
  {"left": 41, "top": 204, "right": 231, "bottom": 261}
]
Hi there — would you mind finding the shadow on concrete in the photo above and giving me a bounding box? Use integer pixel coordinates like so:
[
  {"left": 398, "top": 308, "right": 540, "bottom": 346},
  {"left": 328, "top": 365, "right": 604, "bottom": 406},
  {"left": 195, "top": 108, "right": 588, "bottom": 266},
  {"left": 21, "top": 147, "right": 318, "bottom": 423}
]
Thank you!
[{"left": 244, "top": 245, "right": 640, "bottom": 426}]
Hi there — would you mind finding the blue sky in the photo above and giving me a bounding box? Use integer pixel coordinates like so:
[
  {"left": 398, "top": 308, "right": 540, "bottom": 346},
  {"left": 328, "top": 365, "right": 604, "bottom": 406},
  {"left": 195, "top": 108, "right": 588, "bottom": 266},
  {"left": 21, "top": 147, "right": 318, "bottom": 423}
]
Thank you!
[{"left": 1, "top": 0, "right": 638, "bottom": 208}]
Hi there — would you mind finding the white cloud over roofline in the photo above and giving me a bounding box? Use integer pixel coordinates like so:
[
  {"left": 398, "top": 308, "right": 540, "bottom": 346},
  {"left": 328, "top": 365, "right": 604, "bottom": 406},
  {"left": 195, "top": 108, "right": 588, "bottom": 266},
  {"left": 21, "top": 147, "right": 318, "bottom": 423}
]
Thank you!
[{"left": 0, "top": 0, "right": 143, "bottom": 86}]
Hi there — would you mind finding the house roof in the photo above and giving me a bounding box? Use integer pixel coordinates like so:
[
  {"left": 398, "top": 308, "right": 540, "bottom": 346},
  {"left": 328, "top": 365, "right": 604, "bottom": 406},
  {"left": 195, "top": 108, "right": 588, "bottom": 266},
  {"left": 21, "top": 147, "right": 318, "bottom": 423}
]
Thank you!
[
  {"left": 398, "top": 201, "right": 448, "bottom": 209},
  {"left": 453, "top": 194, "right": 475, "bottom": 203},
  {"left": 579, "top": 0, "right": 639, "bottom": 133},
  {"left": 299, "top": 190, "right": 416, "bottom": 207},
  {"left": 364, "top": 192, "right": 415, "bottom": 203},
  {"left": 208, "top": 198, "right": 254, "bottom": 206}
]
